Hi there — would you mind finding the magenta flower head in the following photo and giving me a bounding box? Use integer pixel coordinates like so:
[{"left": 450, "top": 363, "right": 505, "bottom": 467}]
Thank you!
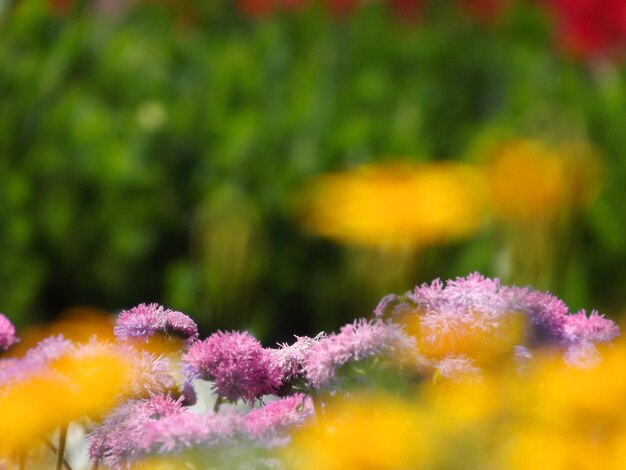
[
  {"left": 304, "top": 319, "right": 416, "bottom": 389},
  {"left": 182, "top": 331, "right": 282, "bottom": 404},
  {"left": 114, "top": 303, "right": 199, "bottom": 344},
  {"left": 0, "top": 313, "right": 18, "bottom": 352}
]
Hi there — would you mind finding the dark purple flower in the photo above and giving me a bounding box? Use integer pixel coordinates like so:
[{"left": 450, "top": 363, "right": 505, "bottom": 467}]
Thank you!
[
  {"left": 182, "top": 331, "right": 282, "bottom": 404},
  {"left": 0, "top": 313, "right": 17, "bottom": 352},
  {"left": 114, "top": 303, "right": 198, "bottom": 344}
]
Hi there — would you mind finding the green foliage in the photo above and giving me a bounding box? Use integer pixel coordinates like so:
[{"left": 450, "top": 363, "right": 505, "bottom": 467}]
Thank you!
[{"left": 1, "top": 1, "right": 626, "bottom": 337}]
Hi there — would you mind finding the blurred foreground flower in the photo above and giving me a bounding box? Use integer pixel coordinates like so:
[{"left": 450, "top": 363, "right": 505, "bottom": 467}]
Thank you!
[
  {"left": 286, "top": 394, "right": 430, "bottom": 470},
  {"left": 299, "top": 162, "right": 487, "bottom": 249},
  {"left": 286, "top": 338, "right": 626, "bottom": 469},
  {"left": 0, "top": 339, "right": 132, "bottom": 453}
]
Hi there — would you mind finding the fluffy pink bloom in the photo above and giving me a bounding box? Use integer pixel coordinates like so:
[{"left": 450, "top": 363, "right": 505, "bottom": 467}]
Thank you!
[
  {"left": 500, "top": 287, "right": 570, "bottom": 342},
  {"left": 243, "top": 394, "right": 314, "bottom": 446},
  {"left": 91, "top": 394, "right": 314, "bottom": 467},
  {"left": 374, "top": 273, "right": 620, "bottom": 375},
  {"left": 88, "top": 395, "right": 185, "bottom": 466},
  {"left": 304, "top": 319, "right": 416, "bottom": 389},
  {"left": 138, "top": 409, "right": 244, "bottom": 456},
  {"left": 270, "top": 334, "right": 325, "bottom": 382},
  {"left": 0, "top": 313, "right": 17, "bottom": 352},
  {"left": 562, "top": 310, "right": 620, "bottom": 343},
  {"left": 380, "top": 272, "right": 619, "bottom": 348},
  {"left": 128, "top": 350, "right": 177, "bottom": 397},
  {"left": 182, "top": 331, "right": 282, "bottom": 403},
  {"left": 114, "top": 303, "right": 198, "bottom": 344}
]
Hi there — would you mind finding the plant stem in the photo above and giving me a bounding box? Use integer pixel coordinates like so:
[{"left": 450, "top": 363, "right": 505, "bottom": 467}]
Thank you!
[
  {"left": 310, "top": 389, "right": 324, "bottom": 422},
  {"left": 43, "top": 438, "right": 73, "bottom": 470},
  {"left": 91, "top": 461, "right": 100, "bottom": 470},
  {"left": 16, "top": 447, "right": 25, "bottom": 470},
  {"left": 213, "top": 395, "right": 224, "bottom": 413},
  {"left": 56, "top": 425, "right": 68, "bottom": 470}
]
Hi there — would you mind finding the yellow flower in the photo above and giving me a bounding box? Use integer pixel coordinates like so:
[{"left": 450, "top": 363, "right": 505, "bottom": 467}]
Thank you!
[
  {"left": 0, "top": 344, "right": 131, "bottom": 452},
  {"left": 286, "top": 394, "right": 431, "bottom": 470},
  {"left": 299, "top": 162, "right": 487, "bottom": 249},
  {"left": 484, "top": 139, "right": 602, "bottom": 224}
]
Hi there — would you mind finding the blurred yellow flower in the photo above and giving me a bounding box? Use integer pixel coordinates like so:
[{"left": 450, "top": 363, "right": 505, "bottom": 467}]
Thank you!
[
  {"left": 402, "top": 308, "right": 527, "bottom": 368},
  {"left": 484, "top": 139, "right": 602, "bottom": 224},
  {"left": 299, "top": 162, "right": 487, "bottom": 249},
  {"left": 285, "top": 340, "right": 626, "bottom": 470},
  {"left": 286, "top": 394, "right": 431, "bottom": 470},
  {"left": 0, "top": 345, "right": 131, "bottom": 452}
]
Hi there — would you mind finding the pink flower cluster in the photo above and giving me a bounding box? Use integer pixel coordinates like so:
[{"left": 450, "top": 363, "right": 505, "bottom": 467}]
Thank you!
[
  {"left": 0, "top": 282, "right": 621, "bottom": 468},
  {"left": 114, "top": 303, "right": 199, "bottom": 344},
  {"left": 375, "top": 272, "right": 620, "bottom": 376}
]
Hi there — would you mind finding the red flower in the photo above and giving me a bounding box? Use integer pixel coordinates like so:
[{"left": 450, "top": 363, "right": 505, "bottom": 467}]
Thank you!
[{"left": 547, "top": 0, "right": 626, "bottom": 59}]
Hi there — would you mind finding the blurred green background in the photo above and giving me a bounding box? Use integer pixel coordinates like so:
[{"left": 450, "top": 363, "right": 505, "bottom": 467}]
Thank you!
[{"left": 1, "top": 0, "right": 626, "bottom": 342}]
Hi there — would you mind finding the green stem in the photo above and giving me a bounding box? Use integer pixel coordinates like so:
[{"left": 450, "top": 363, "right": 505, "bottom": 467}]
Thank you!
[
  {"left": 56, "top": 425, "right": 68, "bottom": 470},
  {"left": 213, "top": 395, "right": 224, "bottom": 413}
]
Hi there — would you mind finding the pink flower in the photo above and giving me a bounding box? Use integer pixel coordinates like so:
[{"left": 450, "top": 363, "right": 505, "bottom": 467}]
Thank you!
[
  {"left": 0, "top": 313, "right": 17, "bottom": 352},
  {"left": 243, "top": 394, "right": 314, "bottom": 446},
  {"left": 374, "top": 273, "right": 620, "bottom": 376},
  {"left": 138, "top": 409, "right": 244, "bottom": 455},
  {"left": 182, "top": 331, "right": 282, "bottom": 403},
  {"left": 304, "top": 319, "right": 416, "bottom": 389},
  {"left": 88, "top": 395, "right": 186, "bottom": 466},
  {"left": 114, "top": 303, "right": 198, "bottom": 344},
  {"left": 270, "top": 333, "right": 325, "bottom": 382},
  {"left": 562, "top": 310, "right": 620, "bottom": 343}
]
